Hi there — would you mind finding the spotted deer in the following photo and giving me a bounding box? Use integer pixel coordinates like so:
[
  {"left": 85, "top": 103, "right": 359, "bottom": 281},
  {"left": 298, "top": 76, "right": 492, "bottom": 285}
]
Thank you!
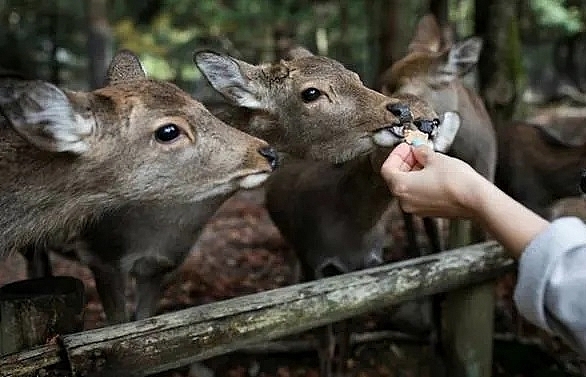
[
  {"left": 194, "top": 47, "right": 461, "bottom": 377},
  {"left": 1, "top": 49, "right": 275, "bottom": 272},
  {"left": 380, "top": 13, "right": 497, "bottom": 251}
]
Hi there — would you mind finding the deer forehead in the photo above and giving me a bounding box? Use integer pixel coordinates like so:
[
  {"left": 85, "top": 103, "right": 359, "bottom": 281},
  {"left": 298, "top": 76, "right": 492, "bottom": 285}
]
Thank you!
[
  {"left": 96, "top": 80, "right": 192, "bottom": 108},
  {"left": 92, "top": 81, "right": 207, "bottom": 130},
  {"left": 389, "top": 53, "right": 445, "bottom": 87},
  {"left": 281, "top": 57, "right": 362, "bottom": 87}
]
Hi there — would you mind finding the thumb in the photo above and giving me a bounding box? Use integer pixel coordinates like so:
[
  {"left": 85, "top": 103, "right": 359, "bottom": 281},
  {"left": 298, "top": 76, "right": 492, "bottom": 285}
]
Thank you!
[{"left": 412, "top": 144, "right": 434, "bottom": 167}]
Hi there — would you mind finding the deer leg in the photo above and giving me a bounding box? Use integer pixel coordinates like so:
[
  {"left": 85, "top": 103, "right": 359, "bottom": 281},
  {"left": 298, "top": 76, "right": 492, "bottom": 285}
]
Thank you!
[
  {"left": 317, "top": 324, "right": 335, "bottom": 377},
  {"left": 22, "top": 244, "right": 53, "bottom": 278},
  {"left": 334, "top": 319, "right": 351, "bottom": 376},
  {"left": 134, "top": 273, "right": 166, "bottom": 321},
  {"left": 90, "top": 264, "right": 128, "bottom": 324},
  {"left": 401, "top": 210, "right": 420, "bottom": 258},
  {"left": 421, "top": 217, "right": 447, "bottom": 360},
  {"left": 422, "top": 217, "right": 442, "bottom": 254},
  {"left": 131, "top": 255, "right": 176, "bottom": 320}
]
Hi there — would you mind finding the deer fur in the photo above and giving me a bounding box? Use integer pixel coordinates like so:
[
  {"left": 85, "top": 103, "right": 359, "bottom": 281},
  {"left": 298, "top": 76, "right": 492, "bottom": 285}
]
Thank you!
[
  {"left": 262, "top": 92, "right": 460, "bottom": 377},
  {"left": 197, "top": 50, "right": 461, "bottom": 377},
  {"left": 26, "top": 47, "right": 416, "bottom": 327},
  {"left": 1, "top": 50, "right": 274, "bottom": 264},
  {"left": 12, "top": 51, "right": 276, "bottom": 328},
  {"left": 380, "top": 14, "right": 496, "bottom": 182},
  {"left": 496, "top": 118, "right": 586, "bottom": 217},
  {"left": 379, "top": 14, "right": 496, "bottom": 254}
]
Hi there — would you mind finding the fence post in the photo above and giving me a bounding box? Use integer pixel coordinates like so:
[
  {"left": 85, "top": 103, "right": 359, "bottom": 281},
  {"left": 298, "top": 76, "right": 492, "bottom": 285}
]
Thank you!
[
  {"left": 444, "top": 219, "right": 495, "bottom": 377},
  {"left": 0, "top": 276, "right": 85, "bottom": 356}
]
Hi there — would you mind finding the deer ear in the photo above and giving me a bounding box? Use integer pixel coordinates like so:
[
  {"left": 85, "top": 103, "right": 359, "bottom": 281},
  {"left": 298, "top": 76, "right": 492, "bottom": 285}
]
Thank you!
[
  {"left": 193, "top": 50, "right": 263, "bottom": 109},
  {"left": 0, "top": 79, "right": 93, "bottom": 154},
  {"left": 433, "top": 111, "right": 461, "bottom": 153},
  {"left": 408, "top": 14, "right": 443, "bottom": 53},
  {"left": 444, "top": 37, "right": 483, "bottom": 77},
  {"left": 105, "top": 49, "right": 147, "bottom": 85}
]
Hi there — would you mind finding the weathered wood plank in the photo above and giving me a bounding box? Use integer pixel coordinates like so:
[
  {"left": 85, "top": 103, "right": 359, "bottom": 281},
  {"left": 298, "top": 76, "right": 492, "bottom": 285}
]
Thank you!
[
  {"left": 0, "top": 242, "right": 513, "bottom": 377},
  {"left": 62, "top": 241, "right": 512, "bottom": 377},
  {"left": 0, "top": 277, "right": 85, "bottom": 357},
  {"left": 0, "top": 343, "right": 62, "bottom": 376}
]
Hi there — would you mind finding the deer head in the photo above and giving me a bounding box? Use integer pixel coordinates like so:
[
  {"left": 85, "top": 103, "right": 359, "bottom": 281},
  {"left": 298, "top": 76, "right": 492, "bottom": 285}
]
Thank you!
[
  {"left": 379, "top": 14, "right": 496, "bottom": 185},
  {"left": 194, "top": 49, "right": 415, "bottom": 163},
  {"left": 0, "top": 50, "right": 276, "bottom": 254},
  {"left": 381, "top": 14, "right": 482, "bottom": 97}
]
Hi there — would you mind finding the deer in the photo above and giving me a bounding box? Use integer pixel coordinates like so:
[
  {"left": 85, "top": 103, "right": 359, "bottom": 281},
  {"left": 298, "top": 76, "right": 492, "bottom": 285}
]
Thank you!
[
  {"left": 495, "top": 117, "right": 586, "bottom": 218},
  {"left": 379, "top": 13, "right": 497, "bottom": 255},
  {"left": 1, "top": 49, "right": 276, "bottom": 273},
  {"left": 24, "top": 47, "right": 419, "bottom": 330},
  {"left": 193, "top": 47, "right": 461, "bottom": 377},
  {"left": 263, "top": 93, "right": 460, "bottom": 377},
  {"left": 195, "top": 47, "right": 459, "bottom": 375}
]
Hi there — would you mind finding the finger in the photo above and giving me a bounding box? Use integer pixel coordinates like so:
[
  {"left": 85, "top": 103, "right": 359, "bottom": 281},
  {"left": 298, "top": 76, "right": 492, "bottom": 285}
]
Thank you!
[
  {"left": 381, "top": 143, "right": 417, "bottom": 173},
  {"left": 412, "top": 144, "right": 434, "bottom": 166}
]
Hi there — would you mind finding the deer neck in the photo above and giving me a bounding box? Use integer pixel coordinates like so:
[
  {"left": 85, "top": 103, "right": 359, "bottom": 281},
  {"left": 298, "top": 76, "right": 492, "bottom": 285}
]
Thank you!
[{"left": 336, "top": 148, "right": 394, "bottom": 231}]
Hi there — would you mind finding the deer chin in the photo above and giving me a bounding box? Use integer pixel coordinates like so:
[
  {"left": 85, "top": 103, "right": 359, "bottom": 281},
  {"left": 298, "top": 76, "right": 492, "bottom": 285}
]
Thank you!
[
  {"left": 238, "top": 172, "right": 271, "bottom": 189},
  {"left": 372, "top": 125, "right": 404, "bottom": 147}
]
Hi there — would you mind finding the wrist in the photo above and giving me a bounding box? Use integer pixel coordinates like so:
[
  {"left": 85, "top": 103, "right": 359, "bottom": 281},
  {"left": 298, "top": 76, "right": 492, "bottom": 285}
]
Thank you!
[{"left": 451, "top": 169, "right": 490, "bottom": 220}]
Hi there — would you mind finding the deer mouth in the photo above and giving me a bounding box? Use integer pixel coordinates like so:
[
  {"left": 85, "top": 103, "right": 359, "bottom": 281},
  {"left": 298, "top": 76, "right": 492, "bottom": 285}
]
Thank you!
[
  {"left": 238, "top": 172, "right": 271, "bottom": 189},
  {"left": 372, "top": 123, "right": 405, "bottom": 147}
]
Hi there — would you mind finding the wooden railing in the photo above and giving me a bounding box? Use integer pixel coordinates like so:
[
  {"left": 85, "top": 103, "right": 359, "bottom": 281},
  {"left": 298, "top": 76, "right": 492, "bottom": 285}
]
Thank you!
[{"left": 0, "top": 241, "right": 514, "bottom": 377}]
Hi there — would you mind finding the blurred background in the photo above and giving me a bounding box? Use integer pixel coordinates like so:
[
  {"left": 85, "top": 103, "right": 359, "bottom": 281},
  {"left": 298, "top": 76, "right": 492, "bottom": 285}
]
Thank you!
[
  {"left": 3, "top": 0, "right": 586, "bottom": 114},
  {"left": 2, "top": 1, "right": 586, "bottom": 376}
]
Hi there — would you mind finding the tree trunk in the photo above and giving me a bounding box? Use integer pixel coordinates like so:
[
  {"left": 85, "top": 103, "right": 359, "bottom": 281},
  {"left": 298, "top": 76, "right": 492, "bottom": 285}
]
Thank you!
[
  {"left": 86, "top": 0, "right": 113, "bottom": 89},
  {"left": 367, "top": 0, "right": 398, "bottom": 90},
  {"left": 429, "top": 0, "right": 449, "bottom": 25},
  {"left": 49, "top": 7, "right": 60, "bottom": 85},
  {"left": 474, "top": 0, "right": 523, "bottom": 129}
]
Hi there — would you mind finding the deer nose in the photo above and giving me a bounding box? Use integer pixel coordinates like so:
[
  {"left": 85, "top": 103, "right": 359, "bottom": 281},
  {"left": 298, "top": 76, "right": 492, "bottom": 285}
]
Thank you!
[
  {"left": 414, "top": 118, "right": 440, "bottom": 135},
  {"left": 258, "top": 146, "right": 279, "bottom": 170},
  {"left": 386, "top": 103, "right": 413, "bottom": 123}
]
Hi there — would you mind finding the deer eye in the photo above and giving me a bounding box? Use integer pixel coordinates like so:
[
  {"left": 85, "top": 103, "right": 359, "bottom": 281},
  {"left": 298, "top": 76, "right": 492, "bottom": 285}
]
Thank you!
[
  {"left": 154, "top": 123, "right": 182, "bottom": 143},
  {"left": 301, "top": 87, "right": 321, "bottom": 102}
]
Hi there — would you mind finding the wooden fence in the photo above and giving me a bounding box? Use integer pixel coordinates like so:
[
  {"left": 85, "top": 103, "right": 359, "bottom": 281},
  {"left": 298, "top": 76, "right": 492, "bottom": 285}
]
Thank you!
[{"left": 0, "top": 241, "right": 514, "bottom": 377}]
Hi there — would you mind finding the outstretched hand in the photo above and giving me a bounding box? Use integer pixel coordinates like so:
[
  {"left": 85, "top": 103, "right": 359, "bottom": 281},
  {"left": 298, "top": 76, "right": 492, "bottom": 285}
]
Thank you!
[{"left": 380, "top": 142, "right": 482, "bottom": 219}]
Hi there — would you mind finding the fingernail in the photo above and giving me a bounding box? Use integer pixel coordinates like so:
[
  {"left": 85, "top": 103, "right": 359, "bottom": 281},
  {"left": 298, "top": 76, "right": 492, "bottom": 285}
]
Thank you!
[{"left": 411, "top": 140, "right": 423, "bottom": 147}]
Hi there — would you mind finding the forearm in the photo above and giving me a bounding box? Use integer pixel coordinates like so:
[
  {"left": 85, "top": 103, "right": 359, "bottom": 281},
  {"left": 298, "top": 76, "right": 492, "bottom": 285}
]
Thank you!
[{"left": 464, "top": 175, "right": 549, "bottom": 259}]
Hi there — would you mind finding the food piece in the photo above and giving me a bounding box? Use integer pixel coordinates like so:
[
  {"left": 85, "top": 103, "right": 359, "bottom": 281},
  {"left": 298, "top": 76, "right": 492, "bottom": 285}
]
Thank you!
[{"left": 404, "top": 129, "right": 428, "bottom": 146}]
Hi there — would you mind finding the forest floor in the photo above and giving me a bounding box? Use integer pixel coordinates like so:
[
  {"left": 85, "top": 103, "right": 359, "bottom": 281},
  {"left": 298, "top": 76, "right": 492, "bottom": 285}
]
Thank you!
[{"left": 1, "top": 189, "right": 584, "bottom": 377}]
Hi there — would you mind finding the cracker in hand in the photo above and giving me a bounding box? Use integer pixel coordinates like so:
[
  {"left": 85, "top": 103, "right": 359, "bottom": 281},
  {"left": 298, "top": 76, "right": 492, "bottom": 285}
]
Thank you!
[{"left": 404, "top": 129, "right": 428, "bottom": 146}]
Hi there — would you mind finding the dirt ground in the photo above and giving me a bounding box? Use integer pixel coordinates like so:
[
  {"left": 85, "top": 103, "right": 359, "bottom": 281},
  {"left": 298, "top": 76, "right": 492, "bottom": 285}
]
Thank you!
[{"left": 1, "top": 189, "right": 584, "bottom": 377}]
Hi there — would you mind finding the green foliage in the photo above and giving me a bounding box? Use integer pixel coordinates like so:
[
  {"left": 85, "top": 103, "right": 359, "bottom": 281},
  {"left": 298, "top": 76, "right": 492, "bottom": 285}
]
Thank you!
[
  {"left": 530, "top": 0, "right": 583, "bottom": 33},
  {"left": 1, "top": 0, "right": 584, "bottom": 91}
]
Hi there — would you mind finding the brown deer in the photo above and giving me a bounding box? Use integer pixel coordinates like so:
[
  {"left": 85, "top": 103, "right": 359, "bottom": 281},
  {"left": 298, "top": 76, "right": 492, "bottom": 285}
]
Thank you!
[
  {"left": 380, "top": 14, "right": 497, "bottom": 252},
  {"left": 495, "top": 117, "right": 586, "bottom": 218},
  {"left": 197, "top": 49, "right": 459, "bottom": 377},
  {"left": 1, "top": 49, "right": 275, "bottom": 264},
  {"left": 25, "top": 48, "right": 417, "bottom": 328},
  {"left": 263, "top": 91, "right": 460, "bottom": 376}
]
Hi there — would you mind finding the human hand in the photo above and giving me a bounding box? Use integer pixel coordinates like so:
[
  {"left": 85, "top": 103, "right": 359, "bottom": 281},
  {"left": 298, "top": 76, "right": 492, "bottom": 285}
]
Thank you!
[{"left": 380, "top": 143, "right": 485, "bottom": 219}]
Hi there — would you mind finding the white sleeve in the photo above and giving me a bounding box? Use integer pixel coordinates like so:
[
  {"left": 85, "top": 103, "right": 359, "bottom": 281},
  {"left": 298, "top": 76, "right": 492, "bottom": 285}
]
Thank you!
[{"left": 513, "top": 217, "right": 586, "bottom": 356}]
